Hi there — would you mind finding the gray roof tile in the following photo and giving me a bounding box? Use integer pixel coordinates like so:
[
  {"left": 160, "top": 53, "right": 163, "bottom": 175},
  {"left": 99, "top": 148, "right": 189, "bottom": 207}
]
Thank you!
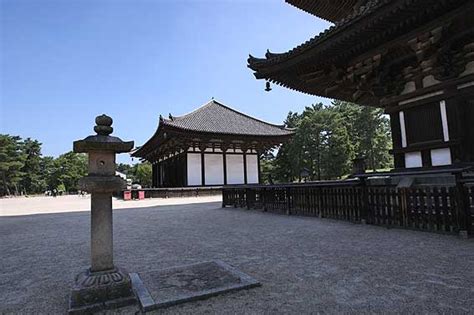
[{"left": 162, "top": 100, "right": 294, "bottom": 137}]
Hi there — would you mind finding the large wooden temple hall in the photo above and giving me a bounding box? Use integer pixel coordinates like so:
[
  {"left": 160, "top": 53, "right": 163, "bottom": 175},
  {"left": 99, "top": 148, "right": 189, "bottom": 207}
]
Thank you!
[
  {"left": 248, "top": 0, "right": 474, "bottom": 170},
  {"left": 132, "top": 100, "right": 293, "bottom": 187}
]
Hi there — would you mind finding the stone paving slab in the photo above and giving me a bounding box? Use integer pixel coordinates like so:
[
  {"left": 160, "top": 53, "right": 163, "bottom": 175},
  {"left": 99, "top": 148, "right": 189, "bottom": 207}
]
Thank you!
[{"left": 134, "top": 260, "right": 260, "bottom": 311}]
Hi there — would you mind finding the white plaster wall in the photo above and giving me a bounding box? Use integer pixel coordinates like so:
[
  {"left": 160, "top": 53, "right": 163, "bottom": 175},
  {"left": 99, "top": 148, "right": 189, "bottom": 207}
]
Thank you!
[
  {"left": 405, "top": 151, "right": 422, "bottom": 168},
  {"left": 204, "top": 154, "right": 224, "bottom": 185},
  {"left": 226, "top": 154, "right": 244, "bottom": 184},
  {"left": 431, "top": 148, "right": 452, "bottom": 166},
  {"left": 187, "top": 153, "right": 202, "bottom": 186},
  {"left": 246, "top": 154, "right": 259, "bottom": 184}
]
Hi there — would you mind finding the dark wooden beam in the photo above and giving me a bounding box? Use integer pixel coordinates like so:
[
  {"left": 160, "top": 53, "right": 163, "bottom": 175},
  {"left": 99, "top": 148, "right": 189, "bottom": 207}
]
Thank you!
[
  {"left": 243, "top": 150, "right": 248, "bottom": 185},
  {"left": 223, "top": 151, "right": 227, "bottom": 185},
  {"left": 200, "top": 149, "right": 205, "bottom": 186},
  {"left": 184, "top": 152, "right": 188, "bottom": 187},
  {"left": 257, "top": 154, "right": 262, "bottom": 184}
]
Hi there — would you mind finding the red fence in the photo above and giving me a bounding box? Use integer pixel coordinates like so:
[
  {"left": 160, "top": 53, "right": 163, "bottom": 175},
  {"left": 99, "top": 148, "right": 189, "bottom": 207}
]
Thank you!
[{"left": 222, "top": 179, "right": 474, "bottom": 236}]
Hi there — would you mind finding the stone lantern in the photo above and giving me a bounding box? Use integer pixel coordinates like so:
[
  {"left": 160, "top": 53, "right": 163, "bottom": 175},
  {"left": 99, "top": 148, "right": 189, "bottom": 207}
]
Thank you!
[{"left": 69, "top": 114, "right": 135, "bottom": 313}]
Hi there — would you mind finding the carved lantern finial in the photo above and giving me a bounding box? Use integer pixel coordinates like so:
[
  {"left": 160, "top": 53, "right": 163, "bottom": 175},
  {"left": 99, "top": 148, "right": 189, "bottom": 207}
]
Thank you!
[{"left": 94, "top": 114, "right": 113, "bottom": 135}]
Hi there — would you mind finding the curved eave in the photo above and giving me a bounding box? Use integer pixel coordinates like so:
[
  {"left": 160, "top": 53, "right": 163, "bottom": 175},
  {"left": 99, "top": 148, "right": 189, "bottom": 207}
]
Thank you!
[
  {"left": 248, "top": 0, "right": 470, "bottom": 106},
  {"left": 249, "top": 0, "right": 469, "bottom": 72},
  {"left": 286, "top": 0, "right": 359, "bottom": 23},
  {"left": 161, "top": 121, "right": 295, "bottom": 138},
  {"left": 132, "top": 121, "right": 295, "bottom": 159},
  {"left": 247, "top": 0, "right": 390, "bottom": 74}
]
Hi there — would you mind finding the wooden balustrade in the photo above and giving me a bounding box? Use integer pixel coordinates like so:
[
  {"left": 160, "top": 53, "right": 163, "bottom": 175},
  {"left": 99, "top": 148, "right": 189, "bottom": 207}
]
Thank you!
[{"left": 222, "top": 178, "right": 474, "bottom": 237}]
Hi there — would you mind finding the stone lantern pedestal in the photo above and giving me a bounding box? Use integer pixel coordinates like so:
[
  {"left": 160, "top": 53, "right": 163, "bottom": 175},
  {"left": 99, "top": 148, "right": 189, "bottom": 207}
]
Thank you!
[{"left": 69, "top": 115, "right": 135, "bottom": 314}]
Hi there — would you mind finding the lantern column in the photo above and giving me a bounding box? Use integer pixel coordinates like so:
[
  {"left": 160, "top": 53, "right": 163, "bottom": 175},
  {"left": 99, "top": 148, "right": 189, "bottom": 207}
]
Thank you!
[{"left": 69, "top": 114, "right": 135, "bottom": 314}]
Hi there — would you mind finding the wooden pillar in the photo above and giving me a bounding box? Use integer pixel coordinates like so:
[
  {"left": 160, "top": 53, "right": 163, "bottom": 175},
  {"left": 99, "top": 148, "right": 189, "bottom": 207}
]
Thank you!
[
  {"left": 156, "top": 162, "right": 159, "bottom": 187},
  {"left": 243, "top": 150, "right": 248, "bottom": 185},
  {"left": 200, "top": 146, "right": 206, "bottom": 186},
  {"left": 184, "top": 152, "right": 188, "bottom": 187},
  {"left": 151, "top": 163, "right": 156, "bottom": 188},
  {"left": 257, "top": 152, "right": 261, "bottom": 184},
  {"left": 161, "top": 160, "right": 166, "bottom": 187},
  {"left": 390, "top": 112, "right": 404, "bottom": 168},
  {"left": 175, "top": 154, "right": 180, "bottom": 187},
  {"left": 158, "top": 161, "right": 162, "bottom": 187},
  {"left": 163, "top": 159, "right": 168, "bottom": 187},
  {"left": 453, "top": 97, "right": 469, "bottom": 162},
  {"left": 223, "top": 150, "right": 227, "bottom": 185}
]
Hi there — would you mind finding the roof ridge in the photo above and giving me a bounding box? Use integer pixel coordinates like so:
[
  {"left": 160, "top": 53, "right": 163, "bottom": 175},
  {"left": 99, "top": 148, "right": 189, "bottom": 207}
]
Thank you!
[{"left": 165, "top": 99, "right": 289, "bottom": 130}]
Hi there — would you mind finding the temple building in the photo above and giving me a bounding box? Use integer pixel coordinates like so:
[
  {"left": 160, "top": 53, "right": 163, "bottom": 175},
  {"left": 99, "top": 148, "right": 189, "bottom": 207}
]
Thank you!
[
  {"left": 248, "top": 0, "right": 474, "bottom": 170},
  {"left": 132, "top": 100, "right": 293, "bottom": 187}
]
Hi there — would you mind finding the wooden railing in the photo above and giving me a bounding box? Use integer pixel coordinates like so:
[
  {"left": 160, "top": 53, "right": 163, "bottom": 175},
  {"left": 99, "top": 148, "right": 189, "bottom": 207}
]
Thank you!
[
  {"left": 222, "top": 178, "right": 474, "bottom": 237},
  {"left": 123, "top": 186, "right": 222, "bottom": 199}
]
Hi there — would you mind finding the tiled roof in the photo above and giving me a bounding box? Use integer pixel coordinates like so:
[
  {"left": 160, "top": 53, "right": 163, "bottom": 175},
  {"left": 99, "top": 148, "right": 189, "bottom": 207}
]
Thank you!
[
  {"left": 286, "top": 0, "right": 360, "bottom": 22},
  {"left": 162, "top": 100, "right": 294, "bottom": 137},
  {"left": 248, "top": 0, "right": 385, "bottom": 72}
]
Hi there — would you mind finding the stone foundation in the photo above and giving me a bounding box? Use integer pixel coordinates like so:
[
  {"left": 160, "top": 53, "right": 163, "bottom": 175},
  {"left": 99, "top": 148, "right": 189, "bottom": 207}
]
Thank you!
[{"left": 69, "top": 267, "right": 135, "bottom": 314}]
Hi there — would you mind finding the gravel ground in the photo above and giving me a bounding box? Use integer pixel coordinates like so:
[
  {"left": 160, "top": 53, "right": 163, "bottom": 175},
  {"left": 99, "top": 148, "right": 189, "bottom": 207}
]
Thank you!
[{"left": 1, "top": 200, "right": 473, "bottom": 314}]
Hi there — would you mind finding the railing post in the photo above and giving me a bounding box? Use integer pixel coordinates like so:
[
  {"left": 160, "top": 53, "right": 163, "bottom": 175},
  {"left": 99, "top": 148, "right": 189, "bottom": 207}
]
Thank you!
[
  {"left": 398, "top": 187, "right": 408, "bottom": 227},
  {"left": 233, "top": 189, "right": 238, "bottom": 208},
  {"left": 455, "top": 173, "right": 469, "bottom": 239},
  {"left": 262, "top": 187, "right": 267, "bottom": 212},
  {"left": 360, "top": 178, "right": 368, "bottom": 224},
  {"left": 318, "top": 187, "right": 324, "bottom": 218},
  {"left": 245, "top": 187, "right": 250, "bottom": 210},
  {"left": 222, "top": 188, "right": 226, "bottom": 208},
  {"left": 286, "top": 187, "right": 291, "bottom": 215}
]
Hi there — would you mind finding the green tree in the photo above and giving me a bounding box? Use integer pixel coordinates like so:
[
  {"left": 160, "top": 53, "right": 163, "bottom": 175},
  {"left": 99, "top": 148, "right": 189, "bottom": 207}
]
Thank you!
[
  {"left": 132, "top": 162, "right": 152, "bottom": 187},
  {"left": 272, "top": 100, "right": 391, "bottom": 182},
  {"left": 320, "top": 111, "right": 354, "bottom": 179},
  {"left": 0, "top": 135, "right": 26, "bottom": 195},
  {"left": 298, "top": 105, "right": 353, "bottom": 180},
  {"left": 40, "top": 156, "right": 55, "bottom": 192},
  {"left": 20, "top": 138, "right": 45, "bottom": 194},
  {"left": 259, "top": 151, "right": 276, "bottom": 184},
  {"left": 332, "top": 100, "right": 393, "bottom": 171},
  {"left": 274, "top": 111, "right": 302, "bottom": 182},
  {"left": 116, "top": 163, "right": 133, "bottom": 176},
  {"left": 49, "top": 151, "right": 87, "bottom": 192}
]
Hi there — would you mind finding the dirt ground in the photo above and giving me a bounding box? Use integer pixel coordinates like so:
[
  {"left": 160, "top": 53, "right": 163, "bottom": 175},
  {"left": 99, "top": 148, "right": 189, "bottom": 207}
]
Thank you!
[
  {"left": 1, "top": 196, "right": 473, "bottom": 314},
  {"left": 0, "top": 194, "right": 222, "bottom": 216}
]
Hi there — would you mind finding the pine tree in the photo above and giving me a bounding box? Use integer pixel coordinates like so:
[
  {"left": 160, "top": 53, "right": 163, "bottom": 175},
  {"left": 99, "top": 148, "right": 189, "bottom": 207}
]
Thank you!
[
  {"left": 0, "top": 135, "right": 26, "bottom": 195},
  {"left": 272, "top": 100, "right": 393, "bottom": 182},
  {"left": 20, "top": 138, "right": 45, "bottom": 194}
]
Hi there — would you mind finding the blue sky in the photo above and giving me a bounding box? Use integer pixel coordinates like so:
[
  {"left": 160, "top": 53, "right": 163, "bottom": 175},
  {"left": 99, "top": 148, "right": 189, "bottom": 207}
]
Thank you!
[{"left": 1, "top": 0, "right": 331, "bottom": 163}]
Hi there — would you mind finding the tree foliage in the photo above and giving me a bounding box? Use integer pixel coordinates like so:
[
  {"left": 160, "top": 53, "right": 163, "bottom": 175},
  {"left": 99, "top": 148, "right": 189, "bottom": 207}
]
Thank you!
[
  {"left": 49, "top": 152, "right": 88, "bottom": 192},
  {"left": 0, "top": 135, "right": 87, "bottom": 195},
  {"left": 115, "top": 162, "right": 152, "bottom": 188},
  {"left": 272, "top": 101, "right": 393, "bottom": 182},
  {"left": 133, "top": 162, "right": 152, "bottom": 187},
  {"left": 20, "top": 138, "right": 44, "bottom": 194},
  {"left": 0, "top": 135, "right": 26, "bottom": 195}
]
